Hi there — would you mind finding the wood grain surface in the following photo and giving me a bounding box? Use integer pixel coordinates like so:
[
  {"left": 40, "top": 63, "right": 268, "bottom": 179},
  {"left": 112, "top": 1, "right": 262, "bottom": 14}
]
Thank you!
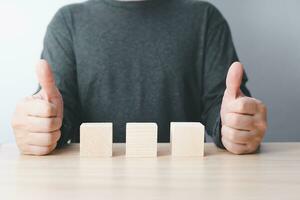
[{"left": 0, "top": 143, "right": 299, "bottom": 200}]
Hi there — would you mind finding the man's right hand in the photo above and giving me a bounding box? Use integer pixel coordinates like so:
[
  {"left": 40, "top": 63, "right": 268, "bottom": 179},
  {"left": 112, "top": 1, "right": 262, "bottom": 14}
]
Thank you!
[{"left": 11, "top": 60, "right": 63, "bottom": 156}]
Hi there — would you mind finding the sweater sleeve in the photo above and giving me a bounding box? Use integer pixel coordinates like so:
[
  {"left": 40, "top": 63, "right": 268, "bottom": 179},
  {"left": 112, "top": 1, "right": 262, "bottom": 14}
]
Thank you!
[
  {"left": 200, "top": 5, "right": 251, "bottom": 148},
  {"left": 40, "top": 6, "right": 81, "bottom": 148}
]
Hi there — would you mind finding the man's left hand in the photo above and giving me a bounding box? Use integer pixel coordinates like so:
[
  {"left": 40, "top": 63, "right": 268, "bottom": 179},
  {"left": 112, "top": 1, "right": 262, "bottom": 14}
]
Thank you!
[{"left": 221, "top": 62, "right": 268, "bottom": 154}]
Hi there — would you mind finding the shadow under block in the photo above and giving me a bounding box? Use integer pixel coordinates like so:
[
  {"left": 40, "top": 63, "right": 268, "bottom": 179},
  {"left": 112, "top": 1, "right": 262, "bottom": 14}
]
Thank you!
[
  {"left": 126, "top": 123, "right": 158, "bottom": 157},
  {"left": 80, "top": 123, "right": 113, "bottom": 157},
  {"left": 170, "top": 122, "right": 205, "bottom": 157}
]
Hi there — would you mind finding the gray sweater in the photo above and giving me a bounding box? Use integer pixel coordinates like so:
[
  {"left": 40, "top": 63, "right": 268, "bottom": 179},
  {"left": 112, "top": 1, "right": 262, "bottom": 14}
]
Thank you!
[{"left": 41, "top": 0, "right": 250, "bottom": 148}]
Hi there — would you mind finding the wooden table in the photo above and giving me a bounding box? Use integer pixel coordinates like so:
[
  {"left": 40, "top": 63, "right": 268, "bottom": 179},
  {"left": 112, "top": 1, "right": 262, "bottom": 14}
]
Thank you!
[{"left": 0, "top": 143, "right": 299, "bottom": 200}]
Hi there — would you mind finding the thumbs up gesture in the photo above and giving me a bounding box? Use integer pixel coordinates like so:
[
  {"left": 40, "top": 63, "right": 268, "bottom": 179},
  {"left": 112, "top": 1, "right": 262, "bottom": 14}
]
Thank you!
[
  {"left": 11, "top": 60, "right": 63, "bottom": 156},
  {"left": 220, "top": 62, "right": 267, "bottom": 154}
]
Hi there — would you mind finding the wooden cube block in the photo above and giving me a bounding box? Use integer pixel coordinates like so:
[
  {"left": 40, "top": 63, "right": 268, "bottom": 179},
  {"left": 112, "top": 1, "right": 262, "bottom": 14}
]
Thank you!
[
  {"left": 170, "top": 122, "right": 205, "bottom": 157},
  {"left": 80, "top": 123, "right": 113, "bottom": 157},
  {"left": 126, "top": 123, "right": 158, "bottom": 157}
]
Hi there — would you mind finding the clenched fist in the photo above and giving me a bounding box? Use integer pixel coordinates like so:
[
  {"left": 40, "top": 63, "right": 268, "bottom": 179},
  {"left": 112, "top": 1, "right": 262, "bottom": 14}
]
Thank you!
[
  {"left": 11, "top": 60, "right": 63, "bottom": 156},
  {"left": 221, "top": 62, "right": 268, "bottom": 155}
]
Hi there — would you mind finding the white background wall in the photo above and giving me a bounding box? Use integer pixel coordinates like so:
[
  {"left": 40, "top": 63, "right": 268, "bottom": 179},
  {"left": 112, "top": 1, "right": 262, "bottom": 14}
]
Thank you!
[{"left": 1, "top": 0, "right": 299, "bottom": 143}]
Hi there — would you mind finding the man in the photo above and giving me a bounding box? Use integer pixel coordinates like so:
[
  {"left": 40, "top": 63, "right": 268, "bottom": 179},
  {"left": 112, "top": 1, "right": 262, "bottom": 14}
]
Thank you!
[{"left": 11, "top": 0, "right": 267, "bottom": 156}]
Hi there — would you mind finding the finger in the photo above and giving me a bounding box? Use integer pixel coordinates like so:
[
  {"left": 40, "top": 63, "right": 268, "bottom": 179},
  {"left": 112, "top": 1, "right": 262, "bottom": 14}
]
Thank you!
[
  {"left": 23, "top": 144, "right": 56, "bottom": 156},
  {"left": 25, "top": 98, "right": 58, "bottom": 117},
  {"left": 222, "top": 125, "right": 256, "bottom": 144},
  {"left": 26, "top": 131, "right": 61, "bottom": 146},
  {"left": 227, "top": 97, "right": 257, "bottom": 115},
  {"left": 250, "top": 99, "right": 268, "bottom": 132},
  {"left": 246, "top": 142, "right": 261, "bottom": 154},
  {"left": 221, "top": 137, "right": 248, "bottom": 155},
  {"left": 36, "top": 59, "right": 58, "bottom": 101},
  {"left": 226, "top": 62, "right": 244, "bottom": 99},
  {"left": 254, "top": 99, "right": 268, "bottom": 118},
  {"left": 223, "top": 113, "right": 255, "bottom": 131},
  {"left": 26, "top": 116, "right": 62, "bottom": 132}
]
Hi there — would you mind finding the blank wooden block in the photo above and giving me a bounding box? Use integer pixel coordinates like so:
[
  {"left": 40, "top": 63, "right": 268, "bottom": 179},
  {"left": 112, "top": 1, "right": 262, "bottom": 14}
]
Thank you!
[
  {"left": 80, "top": 123, "right": 113, "bottom": 157},
  {"left": 171, "top": 122, "right": 205, "bottom": 157},
  {"left": 126, "top": 123, "right": 158, "bottom": 157}
]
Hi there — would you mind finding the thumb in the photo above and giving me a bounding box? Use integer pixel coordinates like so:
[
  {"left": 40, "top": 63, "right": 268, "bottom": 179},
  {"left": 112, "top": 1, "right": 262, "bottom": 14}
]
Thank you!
[
  {"left": 226, "top": 62, "right": 244, "bottom": 99},
  {"left": 36, "top": 59, "right": 58, "bottom": 102}
]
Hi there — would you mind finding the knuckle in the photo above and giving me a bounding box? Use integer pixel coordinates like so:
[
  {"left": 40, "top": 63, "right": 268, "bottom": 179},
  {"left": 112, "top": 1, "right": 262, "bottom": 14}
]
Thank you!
[
  {"left": 234, "top": 150, "right": 245, "bottom": 155},
  {"left": 261, "top": 103, "right": 268, "bottom": 114},
  {"left": 247, "top": 143, "right": 259, "bottom": 153},
  {"left": 258, "top": 130, "right": 265, "bottom": 139},
  {"left": 35, "top": 147, "right": 52, "bottom": 156},
  {"left": 257, "top": 101, "right": 267, "bottom": 113},
  {"left": 231, "top": 146, "right": 246, "bottom": 155},
  {"left": 224, "top": 141, "right": 247, "bottom": 155},
  {"left": 230, "top": 149, "right": 239, "bottom": 155},
  {"left": 36, "top": 150, "right": 49, "bottom": 156},
  {"left": 54, "top": 131, "right": 61, "bottom": 142},
  {"left": 48, "top": 131, "right": 60, "bottom": 145},
  {"left": 256, "top": 121, "right": 268, "bottom": 133},
  {"left": 57, "top": 118, "right": 63, "bottom": 129},
  {"left": 261, "top": 123, "right": 268, "bottom": 132},
  {"left": 253, "top": 136, "right": 262, "bottom": 145},
  {"left": 18, "top": 144, "right": 32, "bottom": 155},
  {"left": 226, "top": 142, "right": 233, "bottom": 151},
  {"left": 238, "top": 97, "right": 257, "bottom": 113},
  {"left": 230, "top": 146, "right": 243, "bottom": 155},
  {"left": 44, "top": 135, "right": 54, "bottom": 146},
  {"left": 38, "top": 132, "right": 60, "bottom": 146},
  {"left": 18, "top": 146, "right": 28, "bottom": 155},
  {"left": 54, "top": 118, "right": 62, "bottom": 130},
  {"left": 225, "top": 142, "right": 234, "bottom": 151},
  {"left": 223, "top": 126, "right": 237, "bottom": 141}
]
